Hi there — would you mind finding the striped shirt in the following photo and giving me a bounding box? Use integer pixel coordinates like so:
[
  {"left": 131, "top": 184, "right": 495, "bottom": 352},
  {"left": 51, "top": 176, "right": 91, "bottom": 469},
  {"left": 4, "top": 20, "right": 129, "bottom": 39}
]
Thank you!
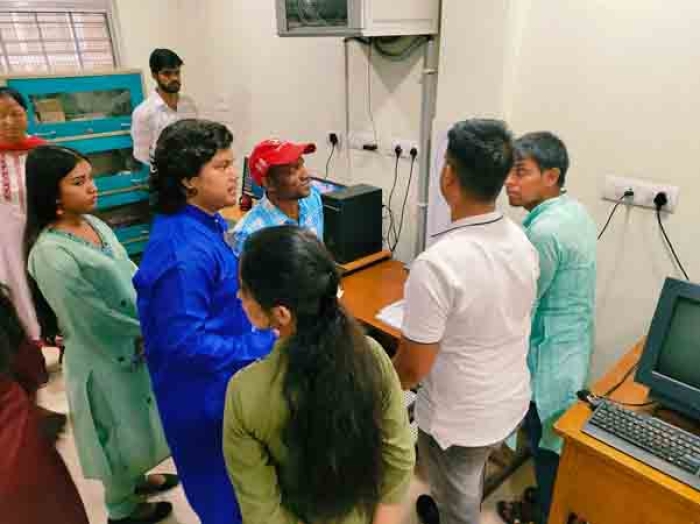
[
  {"left": 229, "top": 187, "right": 324, "bottom": 256},
  {"left": 131, "top": 90, "right": 198, "bottom": 164}
]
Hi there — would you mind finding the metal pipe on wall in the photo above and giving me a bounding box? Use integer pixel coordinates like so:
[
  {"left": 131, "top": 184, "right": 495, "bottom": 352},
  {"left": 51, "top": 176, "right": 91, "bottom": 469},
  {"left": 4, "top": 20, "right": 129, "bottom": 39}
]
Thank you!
[{"left": 414, "top": 37, "right": 439, "bottom": 256}]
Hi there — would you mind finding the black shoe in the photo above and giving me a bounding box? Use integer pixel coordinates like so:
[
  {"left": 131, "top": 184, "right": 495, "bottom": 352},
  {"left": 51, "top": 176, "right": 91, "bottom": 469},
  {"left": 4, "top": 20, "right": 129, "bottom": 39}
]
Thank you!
[
  {"left": 416, "top": 494, "right": 440, "bottom": 524},
  {"left": 135, "top": 474, "right": 180, "bottom": 496},
  {"left": 107, "top": 502, "right": 172, "bottom": 524}
]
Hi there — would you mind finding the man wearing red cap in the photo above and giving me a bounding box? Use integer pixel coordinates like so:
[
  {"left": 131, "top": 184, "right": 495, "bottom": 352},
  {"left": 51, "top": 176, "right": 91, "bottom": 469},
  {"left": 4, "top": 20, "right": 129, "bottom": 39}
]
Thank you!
[{"left": 230, "top": 139, "right": 323, "bottom": 256}]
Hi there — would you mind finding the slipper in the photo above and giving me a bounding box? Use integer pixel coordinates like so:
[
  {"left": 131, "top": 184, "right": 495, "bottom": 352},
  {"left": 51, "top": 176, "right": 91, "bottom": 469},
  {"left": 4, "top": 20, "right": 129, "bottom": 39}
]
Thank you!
[{"left": 134, "top": 474, "right": 179, "bottom": 496}]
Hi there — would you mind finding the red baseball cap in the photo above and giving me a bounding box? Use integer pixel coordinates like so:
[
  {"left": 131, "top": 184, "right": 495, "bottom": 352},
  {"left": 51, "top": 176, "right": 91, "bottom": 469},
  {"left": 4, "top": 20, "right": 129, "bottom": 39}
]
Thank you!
[{"left": 248, "top": 139, "right": 316, "bottom": 185}]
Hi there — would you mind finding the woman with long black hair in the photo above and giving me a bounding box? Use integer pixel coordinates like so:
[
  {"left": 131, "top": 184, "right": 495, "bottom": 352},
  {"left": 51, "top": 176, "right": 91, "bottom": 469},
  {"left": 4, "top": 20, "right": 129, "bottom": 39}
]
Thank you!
[
  {"left": 24, "top": 145, "right": 175, "bottom": 524},
  {"left": 223, "top": 225, "right": 415, "bottom": 524}
]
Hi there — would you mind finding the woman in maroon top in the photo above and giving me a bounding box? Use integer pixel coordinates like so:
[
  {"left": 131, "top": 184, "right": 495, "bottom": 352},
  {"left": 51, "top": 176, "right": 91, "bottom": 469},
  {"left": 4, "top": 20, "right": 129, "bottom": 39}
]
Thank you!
[{"left": 0, "top": 284, "right": 88, "bottom": 524}]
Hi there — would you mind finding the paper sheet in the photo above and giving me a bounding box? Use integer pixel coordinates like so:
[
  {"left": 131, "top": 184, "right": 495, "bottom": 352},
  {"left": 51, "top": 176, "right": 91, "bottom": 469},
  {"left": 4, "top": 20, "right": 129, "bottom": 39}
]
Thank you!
[{"left": 375, "top": 299, "right": 405, "bottom": 330}]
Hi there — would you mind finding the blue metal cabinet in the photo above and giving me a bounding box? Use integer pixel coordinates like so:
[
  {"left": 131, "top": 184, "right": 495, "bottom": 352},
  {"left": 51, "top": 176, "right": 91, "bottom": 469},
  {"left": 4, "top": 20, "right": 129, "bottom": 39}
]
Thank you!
[
  {"left": 93, "top": 200, "right": 151, "bottom": 256},
  {"left": 6, "top": 72, "right": 144, "bottom": 140},
  {"left": 59, "top": 134, "right": 149, "bottom": 209},
  {"left": 2, "top": 70, "right": 151, "bottom": 258}
]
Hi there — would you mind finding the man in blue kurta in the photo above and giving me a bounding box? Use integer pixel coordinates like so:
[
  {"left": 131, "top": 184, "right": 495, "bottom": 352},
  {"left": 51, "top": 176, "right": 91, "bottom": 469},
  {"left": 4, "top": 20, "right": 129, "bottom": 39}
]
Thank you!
[
  {"left": 133, "top": 119, "right": 275, "bottom": 524},
  {"left": 499, "top": 132, "right": 597, "bottom": 524}
]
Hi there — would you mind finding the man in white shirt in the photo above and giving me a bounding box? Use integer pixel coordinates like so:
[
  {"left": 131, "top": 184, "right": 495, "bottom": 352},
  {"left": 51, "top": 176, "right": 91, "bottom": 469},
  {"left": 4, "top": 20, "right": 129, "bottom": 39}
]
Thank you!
[
  {"left": 393, "top": 119, "right": 540, "bottom": 524},
  {"left": 131, "top": 48, "right": 198, "bottom": 164}
]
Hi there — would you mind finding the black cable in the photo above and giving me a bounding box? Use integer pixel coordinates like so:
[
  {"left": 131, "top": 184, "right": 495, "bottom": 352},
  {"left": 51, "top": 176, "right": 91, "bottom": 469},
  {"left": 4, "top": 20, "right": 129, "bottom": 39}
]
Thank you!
[
  {"left": 392, "top": 155, "right": 417, "bottom": 252},
  {"left": 386, "top": 153, "right": 400, "bottom": 250},
  {"left": 366, "top": 39, "right": 378, "bottom": 146},
  {"left": 656, "top": 208, "right": 690, "bottom": 281},
  {"left": 324, "top": 142, "right": 335, "bottom": 179},
  {"left": 382, "top": 204, "right": 396, "bottom": 247},
  {"left": 602, "top": 362, "right": 639, "bottom": 398},
  {"left": 598, "top": 190, "right": 633, "bottom": 240}
]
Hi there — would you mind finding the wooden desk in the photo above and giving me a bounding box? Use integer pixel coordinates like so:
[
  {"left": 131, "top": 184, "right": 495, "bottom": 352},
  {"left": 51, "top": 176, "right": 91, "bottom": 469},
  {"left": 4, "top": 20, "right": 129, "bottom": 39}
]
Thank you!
[
  {"left": 550, "top": 341, "right": 700, "bottom": 524},
  {"left": 341, "top": 259, "right": 406, "bottom": 341}
]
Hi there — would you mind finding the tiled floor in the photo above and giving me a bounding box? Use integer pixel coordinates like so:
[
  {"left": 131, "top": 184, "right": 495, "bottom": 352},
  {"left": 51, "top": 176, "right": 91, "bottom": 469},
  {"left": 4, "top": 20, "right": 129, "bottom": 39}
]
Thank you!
[{"left": 37, "top": 348, "right": 533, "bottom": 524}]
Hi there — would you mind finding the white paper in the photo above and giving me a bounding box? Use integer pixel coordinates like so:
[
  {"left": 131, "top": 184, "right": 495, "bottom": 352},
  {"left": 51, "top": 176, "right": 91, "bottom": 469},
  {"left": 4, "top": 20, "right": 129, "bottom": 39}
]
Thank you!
[{"left": 375, "top": 299, "right": 405, "bottom": 330}]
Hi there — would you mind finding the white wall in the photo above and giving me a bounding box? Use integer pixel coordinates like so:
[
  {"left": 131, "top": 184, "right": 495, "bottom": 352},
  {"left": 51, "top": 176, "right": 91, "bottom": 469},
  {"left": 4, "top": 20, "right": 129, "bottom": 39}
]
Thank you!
[
  {"left": 505, "top": 1, "right": 700, "bottom": 378},
  {"left": 438, "top": 0, "right": 700, "bottom": 379}
]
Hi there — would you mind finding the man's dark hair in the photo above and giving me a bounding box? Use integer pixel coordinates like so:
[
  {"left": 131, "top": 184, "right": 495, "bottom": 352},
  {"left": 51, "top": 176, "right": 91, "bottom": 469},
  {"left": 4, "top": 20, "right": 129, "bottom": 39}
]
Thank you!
[
  {"left": 151, "top": 119, "right": 233, "bottom": 214},
  {"left": 514, "top": 131, "right": 569, "bottom": 187},
  {"left": 149, "top": 48, "right": 183, "bottom": 73},
  {"left": 0, "top": 86, "right": 27, "bottom": 110},
  {"left": 446, "top": 118, "right": 514, "bottom": 201}
]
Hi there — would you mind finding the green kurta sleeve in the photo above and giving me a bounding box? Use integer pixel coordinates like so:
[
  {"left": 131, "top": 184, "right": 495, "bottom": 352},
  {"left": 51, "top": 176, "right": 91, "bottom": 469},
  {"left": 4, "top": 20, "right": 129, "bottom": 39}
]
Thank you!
[
  {"left": 371, "top": 339, "right": 416, "bottom": 504},
  {"left": 223, "top": 378, "right": 297, "bottom": 524},
  {"left": 28, "top": 243, "right": 141, "bottom": 340}
]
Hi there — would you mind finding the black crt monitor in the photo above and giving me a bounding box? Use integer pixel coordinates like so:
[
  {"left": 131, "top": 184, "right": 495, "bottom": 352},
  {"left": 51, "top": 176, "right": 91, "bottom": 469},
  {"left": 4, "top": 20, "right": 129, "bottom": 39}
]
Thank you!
[{"left": 636, "top": 277, "right": 700, "bottom": 421}]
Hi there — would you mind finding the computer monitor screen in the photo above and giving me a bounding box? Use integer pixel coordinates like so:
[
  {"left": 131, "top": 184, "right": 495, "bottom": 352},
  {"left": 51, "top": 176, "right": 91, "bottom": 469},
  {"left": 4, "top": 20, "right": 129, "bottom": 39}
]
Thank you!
[
  {"left": 636, "top": 277, "right": 700, "bottom": 421},
  {"left": 241, "top": 157, "right": 264, "bottom": 200},
  {"left": 655, "top": 297, "right": 700, "bottom": 390},
  {"left": 311, "top": 177, "right": 345, "bottom": 195}
]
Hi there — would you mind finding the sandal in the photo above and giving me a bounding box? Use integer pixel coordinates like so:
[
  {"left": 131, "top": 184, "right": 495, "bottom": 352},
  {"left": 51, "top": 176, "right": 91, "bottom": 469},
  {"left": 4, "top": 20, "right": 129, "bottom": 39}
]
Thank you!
[{"left": 496, "top": 499, "right": 537, "bottom": 524}]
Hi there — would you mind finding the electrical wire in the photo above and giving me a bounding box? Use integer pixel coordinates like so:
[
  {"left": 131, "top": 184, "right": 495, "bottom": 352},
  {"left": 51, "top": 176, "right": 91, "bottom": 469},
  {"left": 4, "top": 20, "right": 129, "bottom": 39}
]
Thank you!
[
  {"left": 656, "top": 208, "right": 690, "bottom": 281},
  {"left": 386, "top": 154, "right": 400, "bottom": 250},
  {"left": 366, "top": 40, "right": 378, "bottom": 146},
  {"left": 602, "top": 362, "right": 639, "bottom": 398},
  {"left": 392, "top": 155, "right": 417, "bottom": 252},
  {"left": 598, "top": 190, "right": 633, "bottom": 240},
  {"left": 324, "top": 142, "right": 336, "bottom": 179}
]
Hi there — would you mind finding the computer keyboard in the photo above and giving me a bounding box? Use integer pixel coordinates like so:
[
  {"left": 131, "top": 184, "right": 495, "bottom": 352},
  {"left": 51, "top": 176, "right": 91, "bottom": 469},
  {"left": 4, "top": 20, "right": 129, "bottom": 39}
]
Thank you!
[{"left": 583, "top": 400, "right": 700, "bottom": 491}]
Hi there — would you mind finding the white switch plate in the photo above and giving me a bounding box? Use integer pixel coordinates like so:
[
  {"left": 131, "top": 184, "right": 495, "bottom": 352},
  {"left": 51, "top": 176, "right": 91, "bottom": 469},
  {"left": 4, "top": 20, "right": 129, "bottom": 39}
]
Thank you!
[
  {"left": 347, "top": 132, "right": 377, "bottom": 151},
  {"left": 388, "top": 138, "right": 419, "bottom": 159},
  {"left": 602, "top": 175, "right": 680, "bottom": 213}
]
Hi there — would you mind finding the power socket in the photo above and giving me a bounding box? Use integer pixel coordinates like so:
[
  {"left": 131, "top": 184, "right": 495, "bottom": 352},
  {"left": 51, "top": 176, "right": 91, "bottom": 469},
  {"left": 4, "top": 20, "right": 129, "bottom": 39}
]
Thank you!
[
  {"left": 602, "top": 175, "right": 680, "bottom": 213},
  {"left": 387, "top": 138, "right": 419, "bottom": 159},
  {"left": 327, "top": 131, "right": 342, "bottom": 150}
]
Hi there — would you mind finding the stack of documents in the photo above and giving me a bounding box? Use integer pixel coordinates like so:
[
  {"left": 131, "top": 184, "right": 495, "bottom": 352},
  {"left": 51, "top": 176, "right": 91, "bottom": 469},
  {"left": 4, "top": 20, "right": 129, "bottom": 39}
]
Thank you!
[{"left": 375, "top": 299, "right": 405, "bottom": 330}]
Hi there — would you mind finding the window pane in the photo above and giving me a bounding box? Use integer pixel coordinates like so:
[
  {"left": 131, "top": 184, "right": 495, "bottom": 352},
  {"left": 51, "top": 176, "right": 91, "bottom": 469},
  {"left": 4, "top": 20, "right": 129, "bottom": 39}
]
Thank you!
[
  {"left": 5, "top": 41, "right": 43, "bottom": 54},
  {"left": 48, "top": 53, "right": 81, "bottom": 71},
  {"left": 7, "top": 55, "right": 48, "bottom": 72},
  {"left": 0, "top": 10, "right": 116, "bottom": 73},
  {"left": 44, "top": 40, "right": 77, "bottom": 53}
]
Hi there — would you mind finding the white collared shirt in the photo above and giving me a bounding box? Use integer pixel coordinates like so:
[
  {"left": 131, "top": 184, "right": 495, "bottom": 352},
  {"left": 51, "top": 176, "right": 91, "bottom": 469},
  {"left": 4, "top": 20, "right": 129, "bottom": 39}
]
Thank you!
[
  {"left": 131, "top": 90, "right": 198, "bottom": 164},
  {"left": 402, "top": 211, "right": 540, "bottom": 449}
]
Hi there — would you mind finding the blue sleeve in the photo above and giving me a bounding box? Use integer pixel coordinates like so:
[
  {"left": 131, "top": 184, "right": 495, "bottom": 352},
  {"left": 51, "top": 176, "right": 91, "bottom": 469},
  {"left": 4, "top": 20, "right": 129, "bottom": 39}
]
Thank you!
[{"left": 140, "top": 254, "right": 274, "bottom": 375}]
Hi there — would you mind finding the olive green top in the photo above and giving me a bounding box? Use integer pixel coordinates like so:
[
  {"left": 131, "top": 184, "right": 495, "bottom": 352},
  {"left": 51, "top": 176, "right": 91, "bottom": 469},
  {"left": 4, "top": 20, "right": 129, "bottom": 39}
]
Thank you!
[{"left": 223, "top": 336, "right": 415, "bottom": 524}]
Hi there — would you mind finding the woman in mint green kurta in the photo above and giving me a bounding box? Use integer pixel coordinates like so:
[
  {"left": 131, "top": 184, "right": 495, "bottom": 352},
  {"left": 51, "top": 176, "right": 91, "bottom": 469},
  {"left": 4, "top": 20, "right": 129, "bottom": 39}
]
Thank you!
[{"left": 24, "top": 145, "right": 174, "bottom": 524}]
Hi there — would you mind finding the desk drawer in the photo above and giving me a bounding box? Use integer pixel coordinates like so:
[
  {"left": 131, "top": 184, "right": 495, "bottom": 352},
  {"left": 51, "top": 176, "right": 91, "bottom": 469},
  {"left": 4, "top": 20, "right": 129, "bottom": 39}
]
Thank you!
[{"left": 552, "top": 442, "right": 699, "bottom": 524}]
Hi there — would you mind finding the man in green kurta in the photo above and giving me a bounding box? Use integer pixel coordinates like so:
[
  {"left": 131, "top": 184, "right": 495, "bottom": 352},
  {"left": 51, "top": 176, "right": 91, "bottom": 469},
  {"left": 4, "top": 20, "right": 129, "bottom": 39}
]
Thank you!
[{"left": 500, "top": 132, "right": 597, "bottom": 524}]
